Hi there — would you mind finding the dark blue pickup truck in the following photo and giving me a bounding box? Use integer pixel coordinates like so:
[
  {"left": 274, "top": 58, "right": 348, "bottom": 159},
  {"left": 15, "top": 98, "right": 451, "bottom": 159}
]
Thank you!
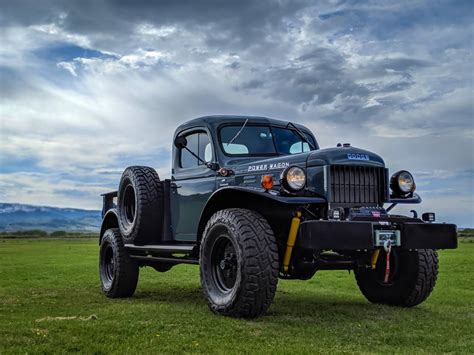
[{"left": 99, "top": 115, "right": 457, "bottom": 318}]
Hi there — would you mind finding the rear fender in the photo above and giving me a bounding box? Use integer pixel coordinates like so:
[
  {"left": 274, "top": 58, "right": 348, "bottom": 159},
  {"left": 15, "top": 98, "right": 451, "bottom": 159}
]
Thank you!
[{"left": 99, "top": 209, "right": 119, "bottom": 245}]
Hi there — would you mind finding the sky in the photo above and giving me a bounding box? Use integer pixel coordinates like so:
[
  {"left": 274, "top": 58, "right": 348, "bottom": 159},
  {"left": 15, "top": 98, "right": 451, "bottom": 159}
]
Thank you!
[{"left": 0, "top": 0, "right": 473, "bottom": 227}]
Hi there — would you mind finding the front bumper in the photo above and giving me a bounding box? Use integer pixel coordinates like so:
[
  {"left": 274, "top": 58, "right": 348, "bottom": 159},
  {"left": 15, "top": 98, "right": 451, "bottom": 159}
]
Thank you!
[{"left": 298, "top": 219, "right": 457, "bottom": 250}]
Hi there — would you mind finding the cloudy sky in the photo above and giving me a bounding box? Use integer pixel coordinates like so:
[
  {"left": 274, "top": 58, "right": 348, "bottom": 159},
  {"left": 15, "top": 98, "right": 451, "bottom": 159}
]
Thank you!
[{"left": 0, "top": 0, "right": 473, "bottom": 226}]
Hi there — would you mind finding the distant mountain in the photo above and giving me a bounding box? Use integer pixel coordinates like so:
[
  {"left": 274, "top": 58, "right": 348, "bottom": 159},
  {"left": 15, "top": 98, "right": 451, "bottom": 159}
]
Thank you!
[{"left": 0, "top": 203, "right": 101, "bottom": 232}]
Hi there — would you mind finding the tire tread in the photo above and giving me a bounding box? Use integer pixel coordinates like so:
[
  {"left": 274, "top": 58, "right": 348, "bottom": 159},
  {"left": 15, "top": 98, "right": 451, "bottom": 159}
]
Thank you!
[
  {"left": 118, "top": 166, "right": 163, "bottom": 244},
  {"left": 355, "top": 249, "right": 438, "bottom": 307},
  {"left": 100, "top": 228, "right": 139, "bottom": 298},
  {"left": 200, "top": 208, "right": 279, "bottom": 318}
]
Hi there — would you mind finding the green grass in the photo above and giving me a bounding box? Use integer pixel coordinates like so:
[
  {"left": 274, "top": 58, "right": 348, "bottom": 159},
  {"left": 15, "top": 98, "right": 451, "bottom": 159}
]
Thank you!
[{"left": 1, "top": 239, "right": 473, "bottom": 354}]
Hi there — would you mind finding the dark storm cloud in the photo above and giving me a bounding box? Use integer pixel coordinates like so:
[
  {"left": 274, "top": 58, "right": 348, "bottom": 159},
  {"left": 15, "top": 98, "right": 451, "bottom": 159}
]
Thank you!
[
  {"left": 0, "top": 0, "right": 309, "bottom": 52},
  {"left": 237, "top": 46, "right": 370, "bottom": 111}
]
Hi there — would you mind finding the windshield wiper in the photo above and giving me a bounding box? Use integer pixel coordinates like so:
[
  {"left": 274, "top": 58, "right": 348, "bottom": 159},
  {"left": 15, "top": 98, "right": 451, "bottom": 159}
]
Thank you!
[
  {"left": 228, "top": 118, "right": 249, "bottom": 145},
  {"left": 286, "top": 122, "right": 316, "bottom": 150}
]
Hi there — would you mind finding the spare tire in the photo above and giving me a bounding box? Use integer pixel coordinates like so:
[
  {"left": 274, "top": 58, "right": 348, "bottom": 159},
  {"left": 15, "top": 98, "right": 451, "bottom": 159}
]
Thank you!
[{"left": 117, "top": 166, "right": 163, "bottom": 244}]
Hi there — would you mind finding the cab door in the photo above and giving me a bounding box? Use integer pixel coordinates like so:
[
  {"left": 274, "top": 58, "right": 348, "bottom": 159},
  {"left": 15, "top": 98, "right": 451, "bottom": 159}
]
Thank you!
[{"left": 171, "top": 129, "right": 217, "bottom": 242}]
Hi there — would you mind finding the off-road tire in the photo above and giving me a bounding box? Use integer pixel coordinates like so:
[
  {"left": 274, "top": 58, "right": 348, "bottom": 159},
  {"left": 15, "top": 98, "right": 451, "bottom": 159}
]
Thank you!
[
  {"left": 355, "top": 249, "right": 438, "bottom": 307},
  {"left": 99, "top": 228, "right": 139, "bottom": 298},
  {"left": 200, "top": 208, "right": 279, "bottom": 318},
  {"left": 117, "top": 166, "right": 163, "bottom": 244}
]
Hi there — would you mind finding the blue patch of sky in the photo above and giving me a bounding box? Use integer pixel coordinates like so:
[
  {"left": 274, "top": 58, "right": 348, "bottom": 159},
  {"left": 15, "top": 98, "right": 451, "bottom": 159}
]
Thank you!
[
  {"left": 318, "top": 10, "right": 369, "bottom": 41},
  {"left": 0, "top": 156, "right": 46, "bottom": 174},
  {"left": 53, "top": 189, "right": 92, "bottom": 198},
  {"left": 114, "top": 149, "right": 172, "bottom": 170},
  {"left": 318, "top": 10, "right": 350, "bottom": 21},
  {"left": 414, "top": 170, "right": 473, "bottom": 197},
  {"left": 319, "top": 1, "right": 473, "bottom": 43},
  {"left": 53, "top": 172, "right": 109, "bottom": 184},
  {"left": 381, "top": 3, "right": 472, "bottom": 41},
  {"left": 32, "top": 43, "right": 118, "bottom": 85},
  {"left": 31, "top": 149, "right": 173, "bottom": 189},
  {"left": 34, "top": 43, "right": 117, "bottom": 62}
]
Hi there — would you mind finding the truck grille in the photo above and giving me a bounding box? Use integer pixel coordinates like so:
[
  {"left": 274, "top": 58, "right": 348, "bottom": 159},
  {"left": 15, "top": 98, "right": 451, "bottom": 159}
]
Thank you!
[{"left": 329, "top": 165, "right": 388, "bottom": 205}]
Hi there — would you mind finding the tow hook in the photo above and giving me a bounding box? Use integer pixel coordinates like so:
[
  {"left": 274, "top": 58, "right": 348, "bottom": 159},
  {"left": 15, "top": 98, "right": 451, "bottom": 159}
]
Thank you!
[
  {"left": 383, "top": 240, "right": 392, "bottom": 283},
  {"left": 282, "top": 211, "right": 302, "bottom": 273}
]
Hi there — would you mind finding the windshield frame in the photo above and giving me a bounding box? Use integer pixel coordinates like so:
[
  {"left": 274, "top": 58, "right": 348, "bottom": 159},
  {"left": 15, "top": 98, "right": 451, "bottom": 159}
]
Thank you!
[{"left": 217, "top": 123, "right": 318, "bottom": 157}]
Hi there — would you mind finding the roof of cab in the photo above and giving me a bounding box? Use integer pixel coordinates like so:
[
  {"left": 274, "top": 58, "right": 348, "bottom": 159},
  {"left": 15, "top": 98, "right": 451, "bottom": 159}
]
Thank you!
[{"left": 175, "top": 115, "right": 309, "bottom": 134}]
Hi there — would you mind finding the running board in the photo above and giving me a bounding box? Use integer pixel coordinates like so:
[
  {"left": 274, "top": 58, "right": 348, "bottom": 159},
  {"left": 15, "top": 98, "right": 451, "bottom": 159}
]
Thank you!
[
  {"left": 124, "top": 244, "right": 195, "bottom": 254},
  {"left": 129, "top": 255, "right": 199, "bottom": 265}
]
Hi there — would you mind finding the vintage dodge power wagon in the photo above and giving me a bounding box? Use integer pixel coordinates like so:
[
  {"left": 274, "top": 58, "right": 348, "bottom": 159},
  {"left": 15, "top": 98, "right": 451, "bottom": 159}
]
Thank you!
[{"left": 99, "top": 115, "right": 457, "bottom": 318}]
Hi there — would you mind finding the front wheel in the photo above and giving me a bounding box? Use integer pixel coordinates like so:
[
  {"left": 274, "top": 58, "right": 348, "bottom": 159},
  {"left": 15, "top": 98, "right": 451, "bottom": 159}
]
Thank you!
[
  {"left": 355, "top": 249, "right": 438, "bottom": 307},
  {"left": 99, "top": 228, "right": 139, "bottom": 298},
  {"left": 200, "top": 209, "right": 279, "bottom": 318}
]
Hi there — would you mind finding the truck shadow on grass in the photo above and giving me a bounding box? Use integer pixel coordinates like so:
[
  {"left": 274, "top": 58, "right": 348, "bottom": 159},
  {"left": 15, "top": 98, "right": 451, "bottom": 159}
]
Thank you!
[
  {"left": 130, "top": 285, "right": 432, "bottom": 323},
  {"left": 132, "top": 286, "right": 203, "bottom": 306},
  {"left": 270, "top": 292, "right": 431, "bottom": 320}
]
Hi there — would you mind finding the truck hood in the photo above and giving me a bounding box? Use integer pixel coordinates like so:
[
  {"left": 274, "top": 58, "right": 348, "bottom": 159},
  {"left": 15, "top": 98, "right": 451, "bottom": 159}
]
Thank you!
[
  {"left": 306, "top": 146, "right": 385, "bottom": 167},
  {"left": 231, "top": 146, "right": 384, "bottom": 175}
]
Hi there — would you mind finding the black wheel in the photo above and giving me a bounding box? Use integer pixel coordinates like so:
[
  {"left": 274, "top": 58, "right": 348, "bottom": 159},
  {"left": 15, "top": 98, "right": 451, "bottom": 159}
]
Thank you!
[
  {"left": 355, "top": 249, "right": 438, "bottom": 307},
  {"left": 117, "top": 166, "right": 163, "bottom": 244},
  {"left": 99, "top": 228, "right": 139, "bottom": 298},
  {"left": 200, "top": 208, "right": 279, "bottom": 318}
]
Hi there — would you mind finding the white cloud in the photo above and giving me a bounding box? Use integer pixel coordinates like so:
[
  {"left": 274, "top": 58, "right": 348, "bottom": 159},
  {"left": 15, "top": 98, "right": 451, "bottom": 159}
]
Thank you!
[
  {"left": 135, "top": 24, "right": 177, "bottom": 37},
  {"left": 29, "top": 23, "right": 91, "bottom": 48},
  {"left": 57, "top": 61, "right": 77, "bottom": 76}
]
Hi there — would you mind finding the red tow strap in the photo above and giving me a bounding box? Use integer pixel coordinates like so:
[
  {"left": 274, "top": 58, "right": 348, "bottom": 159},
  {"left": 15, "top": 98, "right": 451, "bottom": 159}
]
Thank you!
[{"left": 384, "top": 247, "right": 391, "bottom": 283}]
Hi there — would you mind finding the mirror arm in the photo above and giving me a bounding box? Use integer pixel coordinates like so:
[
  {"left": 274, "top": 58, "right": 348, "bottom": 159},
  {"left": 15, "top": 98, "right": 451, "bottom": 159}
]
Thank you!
[
  {"left": 183, "top": 146, "right": 206, "bottom": 164},
  {"left": 182, "top": 147, "right": 219, "bottom": 171}
]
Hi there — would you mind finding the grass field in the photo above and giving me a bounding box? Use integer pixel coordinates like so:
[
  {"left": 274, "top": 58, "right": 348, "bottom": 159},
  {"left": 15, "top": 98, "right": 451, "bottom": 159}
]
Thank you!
[{"left": 1, "top": 238, "right": 473, "bottom": 354}]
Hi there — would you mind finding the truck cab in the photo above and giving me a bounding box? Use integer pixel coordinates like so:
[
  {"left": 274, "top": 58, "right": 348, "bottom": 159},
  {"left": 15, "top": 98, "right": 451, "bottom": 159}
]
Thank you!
[
  {"left": 99, "top": 115, "right": 457, "bottom": 318},
  {"left": 170, "top": 115, "right": 317, "bottom": 241}
]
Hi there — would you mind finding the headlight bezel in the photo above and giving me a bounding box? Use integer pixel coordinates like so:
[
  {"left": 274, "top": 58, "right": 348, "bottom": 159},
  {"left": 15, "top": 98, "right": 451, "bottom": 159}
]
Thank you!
[
  {"left": 281, "top": 166, "right": 307, "bottom": 192},
  {"left": 390, "top": 170, "right": 416, "bottom": 196}
]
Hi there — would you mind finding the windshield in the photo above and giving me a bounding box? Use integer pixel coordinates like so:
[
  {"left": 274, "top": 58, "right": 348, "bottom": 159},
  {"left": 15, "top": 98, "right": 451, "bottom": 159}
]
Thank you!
[{"left": 220, "top": 125, "right": 316, "bottom": 156}]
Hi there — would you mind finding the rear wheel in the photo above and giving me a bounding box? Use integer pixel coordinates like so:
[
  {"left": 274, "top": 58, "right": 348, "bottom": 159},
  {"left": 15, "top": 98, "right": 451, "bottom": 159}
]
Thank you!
[
  {"left": 99, "top": 228, "right": 139, "bottom": 298},
  {"left": 355, "top": 249, "right": 438, "bottom": 307},
  {"left": 200, "top": 209, "right": 279, "bottom": 318}
]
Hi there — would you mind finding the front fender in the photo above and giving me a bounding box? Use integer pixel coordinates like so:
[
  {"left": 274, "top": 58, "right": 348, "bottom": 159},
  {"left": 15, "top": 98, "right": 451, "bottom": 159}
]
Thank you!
[
  {"left": 196, "top": 186, "right": 327, "bottom": 242},
  {"left": 209, "top": 186, "right": 327, "bottom": 205}
]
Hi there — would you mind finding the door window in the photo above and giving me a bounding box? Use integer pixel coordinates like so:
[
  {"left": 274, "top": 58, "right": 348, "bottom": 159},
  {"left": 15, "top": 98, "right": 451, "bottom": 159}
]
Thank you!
[{"left": 180, "top": 132, "right": 213, "bottom": 169}]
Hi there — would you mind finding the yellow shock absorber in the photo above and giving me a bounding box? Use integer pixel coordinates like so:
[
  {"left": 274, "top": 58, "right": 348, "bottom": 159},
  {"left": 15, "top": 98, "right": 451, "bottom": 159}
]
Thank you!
[
  {"left": 371, "top": 249, "right": 381, "bottom": 270},
  {"left": 283, "top": 211, "right": 302, "bottom": 273}
]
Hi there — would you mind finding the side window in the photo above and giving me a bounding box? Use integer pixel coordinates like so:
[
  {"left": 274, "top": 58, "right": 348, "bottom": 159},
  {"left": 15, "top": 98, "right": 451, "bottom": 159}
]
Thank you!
[
  {"left": 290, "top": 142, "right": 310, "bottom": 154},
  {"left": 181, "top": 133, "right": 199, "bottom": 169},
  {"left": 180, "top": 132, "right": 213, "bottom": 169}
]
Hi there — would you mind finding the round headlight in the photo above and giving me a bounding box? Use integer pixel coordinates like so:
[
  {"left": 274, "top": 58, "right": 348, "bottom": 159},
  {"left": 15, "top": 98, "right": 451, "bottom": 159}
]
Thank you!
[
  {"left": 282, "top": 166, "right": 306, "bottom": 191},
  {"left": 390, "top": 170, "right": 416, "bottom": 196}
]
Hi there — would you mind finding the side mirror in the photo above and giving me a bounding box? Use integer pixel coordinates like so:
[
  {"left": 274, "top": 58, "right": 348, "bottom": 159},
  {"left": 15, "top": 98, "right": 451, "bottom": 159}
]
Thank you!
[{"left": 174, "top": 136, "right": 187, "bottom": 149}]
